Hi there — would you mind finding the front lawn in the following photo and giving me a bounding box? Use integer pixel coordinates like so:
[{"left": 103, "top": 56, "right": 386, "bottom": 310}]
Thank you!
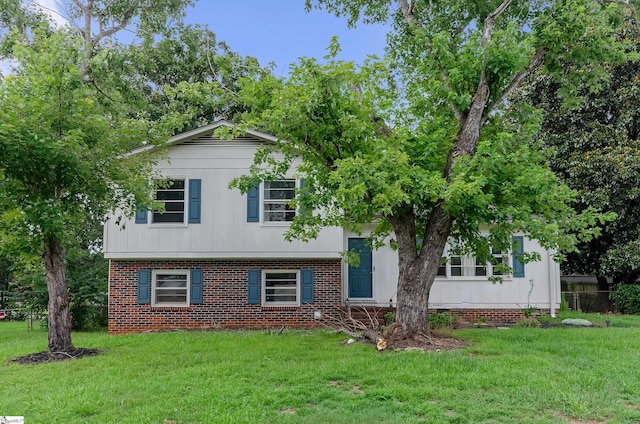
[{"left": 1, "top": 315, "right": 639, "bottom": 423}]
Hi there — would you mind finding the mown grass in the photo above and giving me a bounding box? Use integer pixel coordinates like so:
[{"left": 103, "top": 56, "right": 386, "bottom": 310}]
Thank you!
[{"left": 1, "top": 315, "right": 640, "bottom": 423}]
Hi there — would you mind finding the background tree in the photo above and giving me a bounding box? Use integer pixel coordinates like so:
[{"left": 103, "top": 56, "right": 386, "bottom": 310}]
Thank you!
[
  {"left": 94, "top": 23, "right": 263, "bottom": 133},
  {"left": 527, "top": 16, "right": 640, "bottom": 286},
  {"left": 0, "top": 0, "right": 195, "bottom": 355},
  {"left": 0, "top": 0, "right": 265, "bottom": 355},
  {"left": 0, "top": 29, "right": 170, "bottom": 353},
  {"left": 231, "top": 0, "right": 631, "bottom": 341}
]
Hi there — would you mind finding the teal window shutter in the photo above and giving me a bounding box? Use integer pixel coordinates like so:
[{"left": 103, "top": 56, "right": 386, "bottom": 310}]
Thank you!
[
  {"left": 135, "top": 207, "right": 148, "bottom": 224},
  {"left": 247, "top": 183, "right": 260, "bottom": 222},
  {"left": 301, "top": 269, "right": 314, "bottom": 304},
  {"left": 248, "top": 269, "right": 260, "bottom": 304},
  {"left": 137, "top": 270, "right": 151, "bottom": 304},
  {"left": 512, "top": 236, "right": 525, "bottom": 278},
  {"left": 190, "top": 269, "right": 203, "bottom": 304},
  {"left": 188, "top": 179, "right": 201, "bottom": 224}
]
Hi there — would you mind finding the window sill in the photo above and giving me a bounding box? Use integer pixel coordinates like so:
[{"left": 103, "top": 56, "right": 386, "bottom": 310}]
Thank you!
[
  {"left": 434, "top": 276, "right": 514, "bottom": 281},
  {"left": 260, "top": 222, "right": 293, "bottom": 227},
  {"left": 150, "top": 305, "right": 190, "bottom": 311},
  {"left": 346, "top": 298, "right": 376, "bottom": 303},
  {"left": 261, "top": 305, "right": 300, "bottom": 310},
  {"left": 148, "top": 223, "right": 188, "bottom": 228}
]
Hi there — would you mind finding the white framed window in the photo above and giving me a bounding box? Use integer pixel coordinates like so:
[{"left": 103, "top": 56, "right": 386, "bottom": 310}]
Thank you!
[
  {"left": 262, "top": 270, "right": 299, "bottom": 306},
  {"left": 475, "top": 257, "right": 487, "bottom": 276},
  {"left": 263, "top": 180, "right": 296, "bottom": 222},
  {"left": 152, "top": 270, "right": 189, "bottom": 306},
  {"left": 450, "top": 255, "right": 463, "bottom": 277},
  {"left": 490, "top": 249, "right": 508, "bottom": 276},
  {"left": 437, "top": 251, "right": 510, "bottom": 279},
  {"left": 152, "top": 179, "right": 186, "bottom": 224}
]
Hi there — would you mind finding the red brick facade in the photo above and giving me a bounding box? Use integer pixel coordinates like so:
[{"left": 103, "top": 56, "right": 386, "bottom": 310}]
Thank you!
[
  {"left": 109, "top": 259, "right": 551, "bottom": 334},
  {"left": 108, "top": 258, "right": 343, "bottom": 334}
]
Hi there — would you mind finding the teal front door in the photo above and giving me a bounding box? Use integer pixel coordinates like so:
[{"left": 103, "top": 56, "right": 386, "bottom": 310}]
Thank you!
[{"left": 348, "top": 238, "right": 372, "bottom": 298}]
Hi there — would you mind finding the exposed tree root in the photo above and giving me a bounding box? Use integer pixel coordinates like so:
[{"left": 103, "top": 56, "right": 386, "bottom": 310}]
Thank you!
[
  {"left": 11, "top": 348, "right": 100, "bottom": 364},
  {"left": 322, "top": 304, "right": 468, "bottom": 352}
]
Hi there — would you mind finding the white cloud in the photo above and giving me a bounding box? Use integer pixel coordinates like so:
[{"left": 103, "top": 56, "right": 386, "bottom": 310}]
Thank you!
[
  {"left": 0, "top": 59, "right": 17, "bottom": 77},
  {"left": 30, "top": 0, "right": 69, "bottom": 28},
  {"left": 0, "top": 2, "right": 68, "bottom": 76}
]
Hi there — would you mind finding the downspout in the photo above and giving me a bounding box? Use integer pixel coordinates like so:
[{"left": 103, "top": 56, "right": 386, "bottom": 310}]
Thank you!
[{"left": 547, "top": 250, "right": 559, "bottom": 317}]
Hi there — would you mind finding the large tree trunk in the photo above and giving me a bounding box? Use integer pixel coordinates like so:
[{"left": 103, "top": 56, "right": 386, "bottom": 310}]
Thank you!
[
  {"left": 391, "top": 206, "right": 453, "bottom": 339},
  {"left": 43, "top": 235, "right": 74, "bottom": 353}
]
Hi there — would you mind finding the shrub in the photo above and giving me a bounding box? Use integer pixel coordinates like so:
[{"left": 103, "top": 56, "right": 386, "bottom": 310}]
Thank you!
[
  {"left": 610, "top": 284, "right": 640, "bottom": 314},
  {"left": 514, "top": 317, "right": 540, "bottom": 328},
  {"left": 559, "top": 293, "right": 569, "bottom": 312},
  {"left": 384, "top": 311, "right": 395, "bottom": 325},
  {"left": 429, "top": 312, "right": 453, "bottom": 330}
]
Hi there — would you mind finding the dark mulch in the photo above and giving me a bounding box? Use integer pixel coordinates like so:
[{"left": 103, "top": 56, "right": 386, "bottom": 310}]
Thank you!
[
  {"left": 390, "top": 334, "right": 469, "bottom": 351},
  {"left": 11, "top": 348, "right": 100, "bottom": 365}
]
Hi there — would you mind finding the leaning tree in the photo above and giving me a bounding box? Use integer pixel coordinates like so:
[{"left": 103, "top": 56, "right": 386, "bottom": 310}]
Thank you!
[{"left": 230, "top": 0, "right": 632, "bottom": 341}]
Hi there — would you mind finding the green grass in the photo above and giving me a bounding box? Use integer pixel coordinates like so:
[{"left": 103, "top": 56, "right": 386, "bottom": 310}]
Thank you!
[
  {"left": 538, "top": 310, "right": 640, "bottom": 327},
  {"left": 1, "top": 316, "right": 640, "bottom": 423}
]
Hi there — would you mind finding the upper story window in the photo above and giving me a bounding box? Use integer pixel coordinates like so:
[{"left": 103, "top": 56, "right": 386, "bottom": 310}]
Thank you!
[
  {"left": 263, "top": 180, "right": 296, "bottom": 222},
  {"left": 153, "top": 179, "right": 185, "bottom": 223},
  {"left": 135, "top": 178, "right": 200, "bottom": 225}
]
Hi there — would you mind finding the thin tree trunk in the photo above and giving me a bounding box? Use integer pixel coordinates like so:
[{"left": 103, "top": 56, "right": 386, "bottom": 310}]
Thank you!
[{"left": 43, "top": 235, "right": 74, "bottom": 353}]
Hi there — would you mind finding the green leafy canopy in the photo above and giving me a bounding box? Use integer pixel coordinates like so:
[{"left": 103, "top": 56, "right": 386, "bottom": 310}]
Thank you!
[{"left": 0, "top": 28, "right": 170, "bottom": 254}]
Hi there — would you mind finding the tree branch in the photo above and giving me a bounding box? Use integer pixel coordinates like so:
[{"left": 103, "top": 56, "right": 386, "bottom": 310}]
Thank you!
[
  {"left": 443, "top": 0, "right": 513, "bottom": 179},
  {"left": 94, "top": 19, "right": 130, "bottom": 43},
  {"left": 398, "top": 0, "right": 465, "bottom": 123},
  {"left": 76, "top": 0, "right": 93, "bottom": 79},
  {"left": 482, "top": 0, "right": 512, "bottom": 46},
  {"left": 398, "top": 0, "right": 420, "bottom": 30},
  {"left": 482, "top": 48, "right": 546, "bottom": 124}
]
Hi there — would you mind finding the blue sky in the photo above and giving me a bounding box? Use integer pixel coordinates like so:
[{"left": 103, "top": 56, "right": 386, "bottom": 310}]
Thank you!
[
  {"left": 8, "top": 1, "right": 388, "bottom": 78},
  {"left": 183, "top": 1, "right": 388, "bottom": 75}
]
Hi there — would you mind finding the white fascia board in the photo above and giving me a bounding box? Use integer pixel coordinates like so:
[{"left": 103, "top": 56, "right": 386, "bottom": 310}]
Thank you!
[
  {"left": 126, "top": 120, "right": 279, "bottom": 157},
  {"left": 103, "top": 251, "right": 342, "bottom": 260}
]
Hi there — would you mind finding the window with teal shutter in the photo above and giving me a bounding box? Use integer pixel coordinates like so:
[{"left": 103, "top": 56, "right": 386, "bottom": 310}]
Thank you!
[
  {"left": 188, "top": 179, "right": 201, "bottom": 224},
  {"left": 190, "top": 269, "right": 203, "bottom": 304},
  {"left": 247, "top": 184, "right": 259, "bottom": 222},
  {"left": 137, "top": 270, "right": 151, "bottom": 304},
  {"left": 135, "top": 207, "right": 148, "bottom": 224},
  {"left": 301, "top": 269, "right": 314, "bottom": 304},
  {"left": 247, "top": 269, "right": 260, "bottom": 304},
  {"left": 512, "top": 236, "right": 525, "bottom": 278}
]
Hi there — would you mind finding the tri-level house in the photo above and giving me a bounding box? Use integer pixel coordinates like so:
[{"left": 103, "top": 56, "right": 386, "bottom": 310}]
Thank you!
[{"left": 104, "top": 121, "right": 561, "bottom": 334}]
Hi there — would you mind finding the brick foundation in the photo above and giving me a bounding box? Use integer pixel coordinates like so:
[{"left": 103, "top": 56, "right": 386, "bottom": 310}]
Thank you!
[
  {"left": 108, "top": 258, "right": 342, "bottom": 334},
  {"left": 434, "top": 308, "right": 550, "bottom": 324},
  {"left": 344, "top": 307, "right": 551, "bottom": 326}
]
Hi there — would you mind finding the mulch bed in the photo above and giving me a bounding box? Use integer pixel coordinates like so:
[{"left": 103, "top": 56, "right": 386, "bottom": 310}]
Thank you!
[
  {"left": 390, "top": 335, "right": 469, "bottom": 351},
  {"left": 11, "top": 348, "right": 101, "bottom": 365}
]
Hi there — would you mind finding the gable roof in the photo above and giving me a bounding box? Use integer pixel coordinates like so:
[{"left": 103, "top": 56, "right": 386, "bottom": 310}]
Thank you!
[{"left": 129, "top": 120, "right": 278, "bottom": 155}]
